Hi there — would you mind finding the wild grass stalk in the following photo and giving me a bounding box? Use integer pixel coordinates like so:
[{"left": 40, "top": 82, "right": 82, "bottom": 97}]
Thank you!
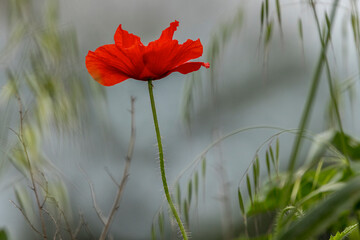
[{"left": 288, "top": 0, "right": 340, "bottom": 175}]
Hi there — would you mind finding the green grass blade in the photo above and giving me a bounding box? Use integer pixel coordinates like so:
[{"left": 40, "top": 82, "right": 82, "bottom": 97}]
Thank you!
[
  {"left": 188, "top": 179, "right": 192, "bottom": 206},
  {"left": 276, "top": 177, "right": 360, "bottom": 240},
  {"left": 329, "top": 224, "right": 357, "bottom": 240},
  {"left": 151, "top": 224, "right": 156, "bottom": 240}
]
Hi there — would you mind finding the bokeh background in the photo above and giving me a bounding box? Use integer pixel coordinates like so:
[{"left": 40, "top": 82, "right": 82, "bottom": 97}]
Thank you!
[{"left": 0, "top": 0, "right": 359, "bottom": 239}]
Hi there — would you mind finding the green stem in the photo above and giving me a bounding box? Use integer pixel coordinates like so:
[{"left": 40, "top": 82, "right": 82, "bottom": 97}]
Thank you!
[
  {"left": 287, "top": 0, "right": 340, "bottom": 174},
  {"left": 309, "top": 1, "right": 350, "bottom": 166},
  {"left": 147, "top": 80, "right": 188, "bottom": 240}
]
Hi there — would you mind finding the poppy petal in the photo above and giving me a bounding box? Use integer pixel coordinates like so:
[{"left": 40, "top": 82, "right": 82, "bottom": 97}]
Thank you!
[
  {"left": 86, "top": 21, "right": 209, "bottom": 84},
  {"left": 168, "top": 61, "right": 210, "bottom": 75},
  {"left": 167, "top": 39, "right": 203, "bottom": 68},
  {"left": 92, "top": 44, "right": 140, "bottom": 75},
  {"left": 85, "top": 50, "right": 130, "bottom": 86},
  {"left": 158, "top": 20, "right": 179, "bottom": 41},
  {"left": 114, "top": 24, "right": 143, "bottom": 48},
  {"left": 144, "top": 39, "right": 203, "bottom": 77}
]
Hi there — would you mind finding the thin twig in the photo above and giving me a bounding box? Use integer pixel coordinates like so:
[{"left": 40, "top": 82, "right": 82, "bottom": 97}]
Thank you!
[
  {"left": 42, "top": 208, "right": 60, "bottom": 240},
  {"left": 74, "top": 212, "right": 96, "bottom": 239},
  {"left": 104, "top": 167, "right": 120, "bottom": 187},
  {"left": 74, "top": 212, "right": 84, "bottom": 238},
  {"left": 14, "top": 94, "right": 48, "bottom": 239},
  {"left": 45, "top": 195, "right": 76, "bottom": 240},
  {"left": 99, "top": 97, "right": 136, "bottom": 240},
  {"left": 80, "top": 166, "right": 106, "bottom": 225},
  {"left": 213, "top": 129, "right": 233, "bottom": 240},
  {"left": 10, "top": 199, "right": 42, "bottom": 237}
]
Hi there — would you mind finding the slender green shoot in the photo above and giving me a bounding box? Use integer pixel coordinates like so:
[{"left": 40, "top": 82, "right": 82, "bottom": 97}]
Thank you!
[{"left": 147, "top": 80, "right": 188, "bottom": 240}]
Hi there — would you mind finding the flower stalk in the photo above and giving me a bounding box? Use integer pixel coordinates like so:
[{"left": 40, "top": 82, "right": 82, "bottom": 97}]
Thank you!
[{"left": 147, "top": 80, "right": 188, "bottom": 240}]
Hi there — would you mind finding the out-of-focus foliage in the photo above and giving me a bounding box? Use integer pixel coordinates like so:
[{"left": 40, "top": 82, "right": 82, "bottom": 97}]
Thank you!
[
  {"left": 0, "top": 0, "right": 104, "bottom": 238},
  {"left": 232, "top": 0, "right": 360, "bottom": 237},
  {"left": 0, "top": 229, "right": 8, "bottom": 240},
  {"left": 230, "top": 127, "right": 360, "bottom": 240},
  {"left": 181, "top": 7, "right": 244, "bottom": 128},
  {"left": 329, "top": 224, "right": 357, "bottom": 240},
  {"left": 1, "top": 0, "right": 104, "bottom": 134},
  {"left": 175, "top": 0, "right": 360, "bottom": 240},
  {"left": 2, "top": 0, "right": 360, "bottom": 239}
]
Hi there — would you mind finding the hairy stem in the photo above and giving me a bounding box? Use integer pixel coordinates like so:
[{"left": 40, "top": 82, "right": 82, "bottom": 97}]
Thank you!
[{"left": 147, "top": 80, "right": 188, "bottom": 240}]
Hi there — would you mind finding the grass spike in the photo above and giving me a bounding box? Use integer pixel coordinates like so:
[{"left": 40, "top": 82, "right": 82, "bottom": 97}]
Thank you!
[
  {"left": 176, "top": 182, "right": 181, "bottom": 212},
  {"left": 194, "top": 171, "right": 199, "bottom": 203},
  {"left": 158, "top": 211, "right": 164, "bottom": 236},
  {"left": 201, "top": 157, "right": 206, "bottom": 179},
  {"left": 246, "top": 174, "right": 253, "bottom": 204},
  {"left": 188, "top": 179, "right": 192, "bottom": 206},
  {"left": 265, "top": 21, "right": 273, "bottom": 47},
  {"left": 265, "top": 0, "right": 269, "bottom": 23},
  {"left": 260, "top": 2, "right": 265, "bottom": 30},
  {"left": 151, "top": 223, "right": 156, "bottom": 240},
  {"left": 265, "top": 152, "right": 271, "bottom": 178},
  {"left": 238, "top": 187, "right": 245, "bottom": 215},
  {"left": 183, "top": 200, "right": 189, "bottom": 226}
]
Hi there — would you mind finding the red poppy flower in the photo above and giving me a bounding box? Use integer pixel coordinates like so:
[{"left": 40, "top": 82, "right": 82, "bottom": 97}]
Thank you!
[{"left": 85, "top": 20, "right": 210, "bottom": 86}]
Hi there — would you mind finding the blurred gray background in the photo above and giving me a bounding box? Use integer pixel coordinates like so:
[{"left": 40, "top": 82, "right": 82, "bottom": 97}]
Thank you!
[{"left": 1, "top": 0, "right": 359, "bottom": 239}]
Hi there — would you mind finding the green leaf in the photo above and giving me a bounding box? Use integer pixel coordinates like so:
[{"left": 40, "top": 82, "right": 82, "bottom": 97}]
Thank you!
[
  {"left": 331, "top": 131, "right": 360, "bottom": 160},
  {"left": 235, "top": 235, "right": 272, "bottom": 240},
  {"left": 329, "top": 224, "right": 357, "bottom": 240},
  {"left": 0, "top": 229, "right": 8, "bottom": 240},
  {"left": 305, "top": 130, "right": 335, "bottom": 165},
  {"left": 276, "top": 177, "right": 360, "bottom": 240}
]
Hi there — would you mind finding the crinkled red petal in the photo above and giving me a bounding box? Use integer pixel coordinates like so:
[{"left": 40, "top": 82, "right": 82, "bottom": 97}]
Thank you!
[
  {"left": 114, "top": 24, "right": 143, "bottom": 48},
  {"left": 85, "top": 50, "right": 130, "bottom": 86},
  {"left": 144, "top": 38, "right": 204, "bottom": 77},
  {"left": 86, "top": 21, "right": 209, "bottom": 85},
  {"left": 158, "top": 61, "right": 209, "bottom": 79},
  {"left": 158, "top": 20, "right": 179, "bottom": 41}
]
